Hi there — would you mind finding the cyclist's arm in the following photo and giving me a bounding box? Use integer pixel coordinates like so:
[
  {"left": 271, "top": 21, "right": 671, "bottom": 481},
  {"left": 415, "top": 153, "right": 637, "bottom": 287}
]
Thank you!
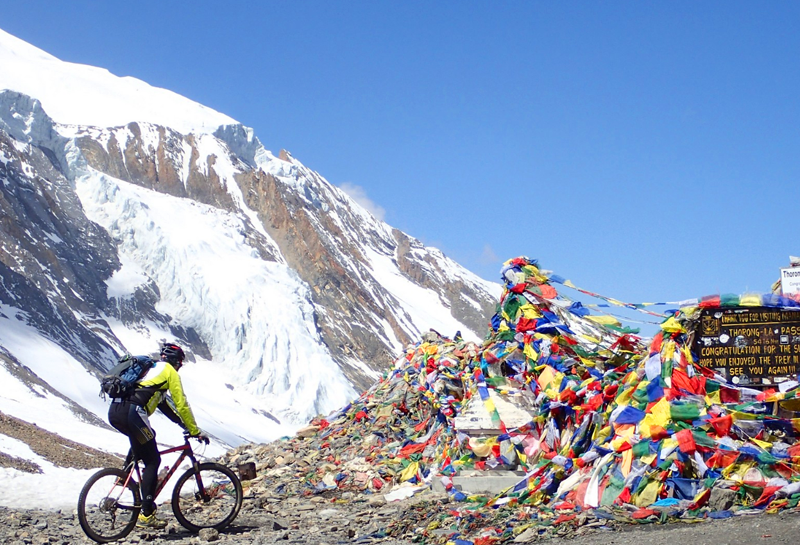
[
  {"left": 165, "top": 366, "right": 201, "bottom": 436},
  {"left": 157, "top": 395, "right": 187, "bottom": 430}
]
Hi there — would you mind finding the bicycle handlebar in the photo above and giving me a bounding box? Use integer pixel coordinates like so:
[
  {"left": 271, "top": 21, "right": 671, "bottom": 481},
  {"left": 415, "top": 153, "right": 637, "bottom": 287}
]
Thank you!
[{"left": 183, "top": 431, "right": 210, "bottom": 444}]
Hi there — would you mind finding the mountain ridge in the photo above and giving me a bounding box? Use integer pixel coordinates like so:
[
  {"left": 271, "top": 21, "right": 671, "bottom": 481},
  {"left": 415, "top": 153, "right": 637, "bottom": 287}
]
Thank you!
[{"left": 0, "top": 27, "right": 500, "bottom": 460}]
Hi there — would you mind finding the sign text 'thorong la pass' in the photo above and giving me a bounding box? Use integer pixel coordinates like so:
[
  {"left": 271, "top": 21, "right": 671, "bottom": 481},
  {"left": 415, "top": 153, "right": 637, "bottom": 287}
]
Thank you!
[
  {"left": 781, "top": 266, "right": 800, "bottom": 298},
  {"left": 693, "top": 307, "right": 800, "bottom": 381}
]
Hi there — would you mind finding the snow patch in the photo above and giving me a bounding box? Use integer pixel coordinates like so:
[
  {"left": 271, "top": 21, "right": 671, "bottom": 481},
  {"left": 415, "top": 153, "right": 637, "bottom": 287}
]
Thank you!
[
  {"left": 105, "top": 254, "right": 149, "bottom": 299},
  {"left": 0, "top": 29, "right": 235, "bottom": 134},
  {"left": 74, "top": 169, "right": 357, "bottom": 424}
]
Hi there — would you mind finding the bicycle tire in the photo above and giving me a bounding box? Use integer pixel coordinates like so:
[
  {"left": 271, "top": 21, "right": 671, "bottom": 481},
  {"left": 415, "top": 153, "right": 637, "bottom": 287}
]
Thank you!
[
  {"left": 77, "top": 467, "right": 141, "bottom": 543},
  {"left": 171, "top": 462, "right": 243, "bottom": 533}
]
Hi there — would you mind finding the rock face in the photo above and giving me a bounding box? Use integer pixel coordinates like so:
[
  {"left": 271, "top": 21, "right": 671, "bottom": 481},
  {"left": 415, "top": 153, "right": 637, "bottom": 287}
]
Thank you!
[
  {"left": 0, "top": 120, "right": 121, "bottom": 372},
  {"left": 0, "top": 88, "right": 498, "bottom": 426}
]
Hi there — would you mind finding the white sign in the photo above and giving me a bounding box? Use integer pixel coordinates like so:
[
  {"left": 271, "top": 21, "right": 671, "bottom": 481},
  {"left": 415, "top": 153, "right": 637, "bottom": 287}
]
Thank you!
[
  {"left": 780, "top": 267, "right": 800, "bottom": 296},
  {"left": 453, "top": 390, "right": 536, "bottom": 433}
]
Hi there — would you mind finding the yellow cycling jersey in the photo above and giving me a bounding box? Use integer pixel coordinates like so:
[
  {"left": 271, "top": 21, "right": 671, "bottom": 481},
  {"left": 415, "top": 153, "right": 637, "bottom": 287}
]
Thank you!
[{"left": 135, "top": 360, "right": 200, "bottom": 436}]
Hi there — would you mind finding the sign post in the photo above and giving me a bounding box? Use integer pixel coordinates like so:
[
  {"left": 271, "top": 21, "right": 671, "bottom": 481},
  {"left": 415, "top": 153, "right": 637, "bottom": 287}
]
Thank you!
[{"left": 780, "top": 267, "right": 800, "bottom": 298}]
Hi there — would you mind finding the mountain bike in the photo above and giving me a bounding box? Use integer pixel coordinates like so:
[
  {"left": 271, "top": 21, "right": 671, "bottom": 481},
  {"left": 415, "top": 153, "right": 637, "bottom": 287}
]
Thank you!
[{"left": 77, "top": 434, "right": 243, "bottom": 543}]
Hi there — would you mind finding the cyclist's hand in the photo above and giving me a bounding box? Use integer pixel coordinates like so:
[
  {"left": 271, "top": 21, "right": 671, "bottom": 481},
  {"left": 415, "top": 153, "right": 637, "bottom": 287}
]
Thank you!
[{"left": 191, "top": 431, "right": 210, "bottom": 444}]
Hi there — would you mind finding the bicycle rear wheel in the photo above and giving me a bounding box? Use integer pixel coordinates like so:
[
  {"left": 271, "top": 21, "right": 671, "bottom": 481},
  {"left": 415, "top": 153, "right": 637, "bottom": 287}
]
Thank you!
[
  {"left": 171, "top": 462, "right": 243, "bottom": 533},
  {"left": 78, "top": 467, "right": 141, "bottom": 543}
]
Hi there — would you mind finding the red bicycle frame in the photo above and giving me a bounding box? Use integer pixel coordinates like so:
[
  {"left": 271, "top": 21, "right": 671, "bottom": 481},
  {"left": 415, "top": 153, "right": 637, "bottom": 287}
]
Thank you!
[{"left": 119, "top": 436, "right": 209, "bottom": 501}]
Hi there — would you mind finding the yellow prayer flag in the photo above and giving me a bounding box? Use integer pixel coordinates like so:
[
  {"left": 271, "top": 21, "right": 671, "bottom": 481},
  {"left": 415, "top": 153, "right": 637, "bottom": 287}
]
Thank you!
[
  {"left": 663, "top": 341, "right": 675, "bottom": 363},
  {"left": 740, "top": 293, "right": 762, "bottom": 307},
  {"left": 639, "top": 398, "right": 671, "bottom": 437},
  {"left": 538, "top": 366, "right": 564, "bottom": 394},
  {"left": 661, "top": 317, "right": 686, "bottom": 334},
  {"left": 731, "top": 410, "right": 759, "bottom": 421},
  {"left": 587, "top": 315, "right": 621, "bottom": 327},
  {"left": 780, "top": 399, "right": 800, "bottom": 412},
  {"left": 468, "top": 437, "right": 495, "bottom": 458},
  {"left": 399, "top": 462, "right": 420, "bottom": 482},
  {"left": 520, "top": 304, "right": 542, "bottom": 319},
  {"left": 610, "top": 436, "right": 629, "bottom": 451},
  {"left": 615, "top": 386, "right": 633, "bottom": 406},
  {"left": 752, "top": 437, "right": 772, "bottom": 450},
  {"left": 723, "top": 461, "right": 754, "bottom": 480},
  {"left": 639, "top": 421, "right": 653, "bottom": 439},
  {"left": 639, "top": 453, "right": 657, "bottom": 466},
  {"left": 634, "top": 479, "right": 662, "bottom": 506},
  {"left": 621, "top": 449, "right": 633, "bottom": 477},
  {"left": 594, "top": 425, "right": 611, "bottom": 443}
]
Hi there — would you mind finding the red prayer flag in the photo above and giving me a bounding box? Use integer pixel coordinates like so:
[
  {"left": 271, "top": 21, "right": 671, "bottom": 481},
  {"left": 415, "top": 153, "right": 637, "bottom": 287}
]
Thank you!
[
  {"left": 787, "top": 443, "right": 800, "bottom": 458},
  {"left": 720, "top": 386, "right": 740, "bottom": 404},
  {"left": 631, "top": 508, "right": 659, "bottom": 519},
  {"left": 709, "top": 415, "right": 733, "bottom": 437},
  {"left": 539, "top": 284, "right": 558, "bottom": 299},
  {"left": 671, "top": 368, "right": 706, "bottom": 396},
  {"left": 699, "top": 295, "right": 721, "bottom": 308},
  {"left": 398, "top": 442, "right": 427, "bottom": 456},
  {"left": 615, "top": 487, "right": 632, "bottom": 505},
  {"left": 586, "top": 393, "right": 603, "bottom": 411},
  {"left": 516, "top": 317, "right": 538, "bottom": 332},
  {"left": 757, "top": 389, "right": 777, "bottom": 402},
  {"left": 650, "top": 333, "right": 664, "bottom": 354},
  {"left": 754, "top": 486, "right": 782, "bottom": 507},
  {"left": 649, "top": 426, "right": 670, "bottom": 440},
  {"left": 554, "top": 514, "right": 576, "bottom": 525},
  {"left": 688, "top": 488, "right": 711, "bottom": 510},
  {"left": 674, "top": 428, "right": 697, "bottom": 454}
]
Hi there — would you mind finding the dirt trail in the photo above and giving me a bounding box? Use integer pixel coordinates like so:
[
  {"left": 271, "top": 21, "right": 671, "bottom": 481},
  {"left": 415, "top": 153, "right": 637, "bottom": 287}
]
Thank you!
[{"left": 0, "top": 411, "right": 122, "bottom": 472}]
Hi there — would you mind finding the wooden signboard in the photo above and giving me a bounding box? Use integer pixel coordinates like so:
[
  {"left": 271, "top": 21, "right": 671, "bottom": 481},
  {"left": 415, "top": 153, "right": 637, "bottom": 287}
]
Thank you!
[{"left": 693, "top": 306, "right": 800, "bottom": 380}]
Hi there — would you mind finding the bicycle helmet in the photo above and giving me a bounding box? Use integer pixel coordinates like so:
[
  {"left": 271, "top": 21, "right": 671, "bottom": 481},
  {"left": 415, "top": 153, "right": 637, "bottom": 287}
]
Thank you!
[{"left": 161, "top": 343, "right": 185, "bottom": 367}]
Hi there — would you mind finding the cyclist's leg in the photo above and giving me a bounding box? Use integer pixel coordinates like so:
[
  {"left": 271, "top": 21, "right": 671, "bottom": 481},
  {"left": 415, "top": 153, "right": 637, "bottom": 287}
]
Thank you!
[
  {"left": 122, "top": 448, "right": 135, "bottom": 468},
  {"left": 109, "top": 401, "right": 137, "bottom": 473},
  {"left": 108, "top": 400, "right": 131, "bottom": 435},
  {"left": 128, "top": 404, "right": 161, "bottom": 517}
]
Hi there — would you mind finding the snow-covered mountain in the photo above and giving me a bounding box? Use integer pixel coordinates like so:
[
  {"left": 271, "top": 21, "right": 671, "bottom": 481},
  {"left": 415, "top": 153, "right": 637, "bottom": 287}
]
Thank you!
[{"left": 0, "top": 27, "right": 499, "bottom": 458}]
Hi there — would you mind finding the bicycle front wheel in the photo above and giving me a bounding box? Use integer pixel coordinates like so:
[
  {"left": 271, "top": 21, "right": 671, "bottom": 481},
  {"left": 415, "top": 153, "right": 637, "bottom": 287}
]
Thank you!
[
  {"left": 171, "top": 462, "right": 243, "bottom": 533},
  {"left": 77, "top": 467, "right": 141, "bottom": 543}
]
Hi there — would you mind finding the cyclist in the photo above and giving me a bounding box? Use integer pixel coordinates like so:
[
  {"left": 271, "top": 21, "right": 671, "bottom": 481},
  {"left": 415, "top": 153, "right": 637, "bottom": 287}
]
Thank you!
[{"left": 108, "top": 342, "right": 208, "bottom": 529}]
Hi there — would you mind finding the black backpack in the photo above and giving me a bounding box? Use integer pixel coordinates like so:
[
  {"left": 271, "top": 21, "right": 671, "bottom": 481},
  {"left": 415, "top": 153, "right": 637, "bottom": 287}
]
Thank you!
[{"left": 100, "top": 354, "right": 155, "bottom": 399}]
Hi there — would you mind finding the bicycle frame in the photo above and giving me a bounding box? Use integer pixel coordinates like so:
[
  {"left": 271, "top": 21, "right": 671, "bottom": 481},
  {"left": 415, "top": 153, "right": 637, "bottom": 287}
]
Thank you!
[
  {"left": 79, "top": 436, "right": 242, "bottom": 542},
  {"left": 118, "top": 437, "right": 208, "bottom": 501}
]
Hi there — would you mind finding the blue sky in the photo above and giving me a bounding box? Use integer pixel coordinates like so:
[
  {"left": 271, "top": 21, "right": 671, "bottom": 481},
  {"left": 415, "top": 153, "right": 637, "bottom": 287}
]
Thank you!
[{"left": 4, "top": 2, "right": 799, "bottom": 330}]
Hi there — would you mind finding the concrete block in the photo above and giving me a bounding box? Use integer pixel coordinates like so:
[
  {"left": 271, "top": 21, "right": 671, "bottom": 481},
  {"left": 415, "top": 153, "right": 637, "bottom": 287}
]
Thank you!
[{"left": 433, "top": 470, "right": 527, "bottom": 496}]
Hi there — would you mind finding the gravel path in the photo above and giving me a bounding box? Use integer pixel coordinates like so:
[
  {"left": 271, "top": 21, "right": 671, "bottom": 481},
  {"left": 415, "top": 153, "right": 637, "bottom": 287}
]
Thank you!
[
  {"left": 3, "top": 409, "right": 800, "bottom": 544},
  {"left": 1, "top": 501, "right": 799, "bottom": 545}
]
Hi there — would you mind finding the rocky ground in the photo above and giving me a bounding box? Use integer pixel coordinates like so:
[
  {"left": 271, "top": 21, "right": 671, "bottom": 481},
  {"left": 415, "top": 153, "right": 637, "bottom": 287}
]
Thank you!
[
  {"left": 1, "top": 500, "right": 800, "bottom": 545},
  {"left": 2, "top": 409, "right": 800, "bottom": 544}
]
